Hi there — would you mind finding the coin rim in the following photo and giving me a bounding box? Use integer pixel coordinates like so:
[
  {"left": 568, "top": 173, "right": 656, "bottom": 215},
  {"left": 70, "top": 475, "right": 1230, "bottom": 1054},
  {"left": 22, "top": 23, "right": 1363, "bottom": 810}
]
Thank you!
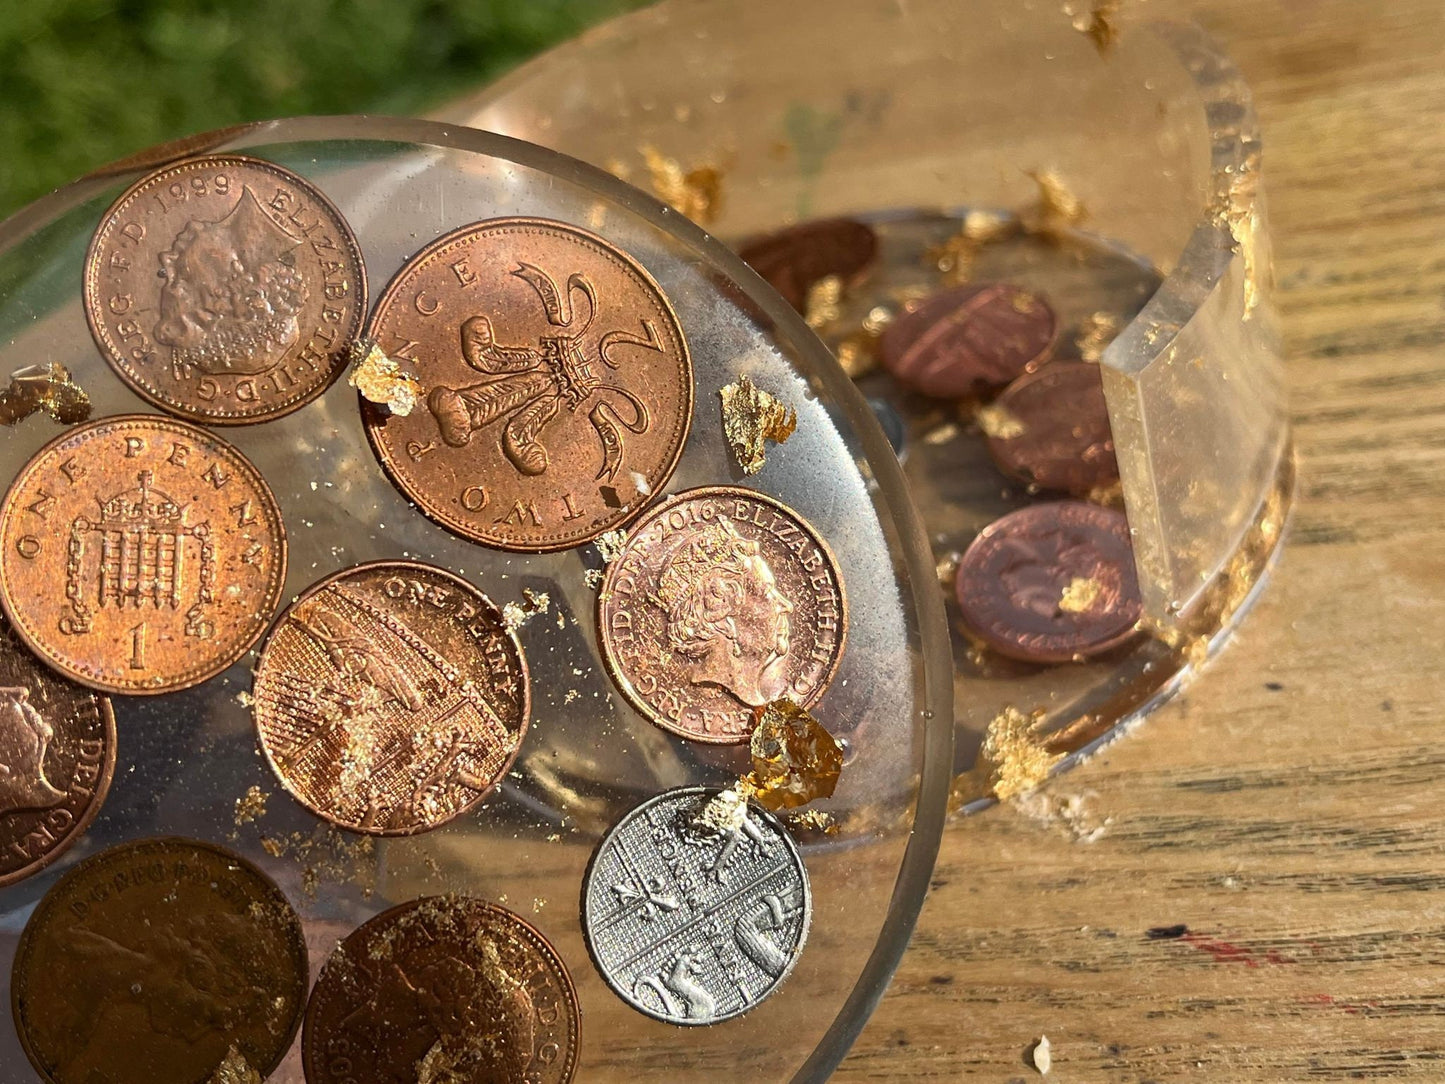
[
  {"left": 10, "top": 836, "right": 310, "bottom": 1084},
  {"left": 954, "top": 500, "right": 1142, "bottom": 663},
  {"left": 580, "top": 784, "right": 813, "bottom": 1026},
  {"left": 360, "top": 215, "right": 694, "bottom": 553},
  {"left": 82, "top": 153, "right": 369, "bottom": 425},
  {"left": 0, "top": 677, "right": 116, "bottom": 889},
  {"left": 251, "top": 559, "right": 532, "bottom": 836},
  {"left": 0, "top": 413, "right": 289, "bottom": 694},
  {"left": 300, "top": 894, "right": 581, "bottom": 1083},
  {"left": 985, "top": 359, "right": 1117, "bottom": 495},
  {"left": 595, "top": 484, "right": 849, "bottom": 744}
]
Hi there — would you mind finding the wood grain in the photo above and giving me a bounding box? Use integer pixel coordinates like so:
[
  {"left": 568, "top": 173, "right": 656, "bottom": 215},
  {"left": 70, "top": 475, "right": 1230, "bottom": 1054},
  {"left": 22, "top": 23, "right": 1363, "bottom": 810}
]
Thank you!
[{"left": 835, "top": 0, "right": 1445, "bottom": 1079}]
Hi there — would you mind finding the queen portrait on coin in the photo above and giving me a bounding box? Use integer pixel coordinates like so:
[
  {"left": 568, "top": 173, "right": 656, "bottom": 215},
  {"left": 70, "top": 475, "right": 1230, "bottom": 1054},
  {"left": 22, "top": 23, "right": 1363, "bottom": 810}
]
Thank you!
[
  {"left": 0, "top": 687, "right": 64, "bottom": 816},
  {"left": 653, "top": 518, "right": 795, "bottom": 708}
]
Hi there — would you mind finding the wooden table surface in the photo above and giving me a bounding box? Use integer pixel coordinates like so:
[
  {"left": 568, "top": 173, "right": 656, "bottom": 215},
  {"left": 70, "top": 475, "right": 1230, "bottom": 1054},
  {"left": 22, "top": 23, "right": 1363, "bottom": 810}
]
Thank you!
[{"left": 835, "top": 0, "right": 1445, "bottom": 1079}]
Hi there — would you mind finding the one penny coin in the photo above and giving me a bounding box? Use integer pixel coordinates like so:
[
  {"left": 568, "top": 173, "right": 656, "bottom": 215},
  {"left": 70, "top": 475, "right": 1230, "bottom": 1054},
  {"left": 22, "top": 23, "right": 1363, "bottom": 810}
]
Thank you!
[
  {"left": 598, "top": 486, "right": 847, "bottom": 743},
  {"left": 363, "top": 217, "right": 692, "bottom": 552},
  {"left": 11, "top": 837, "right": 309, "bottom": 1084},
  {"left": 955, "top": 501, "right": 1142, "bottom": 663},
  {"left": 253, "top": 561, "right": 529, "bottom": 835},
  {"left": 0, "top": 415, "right": 287, "bottom": 694},
  {"left": 0, "top": 623, "right": 115, "bottom": 888},
  {"left": 303, "top": 896, "right": 579, "bottom": 1084},
  {"left": 84, "top": 154, "right": 367, "bottom": 425},
  {"left": 880, "top": 282, "right": 1057, "bottom": 398},
  {"left": 985, "top": 360, "right": 1119, "bottom": 495},
  {"left": 736, "top": 217, "right": 878, "bottom": 311}
]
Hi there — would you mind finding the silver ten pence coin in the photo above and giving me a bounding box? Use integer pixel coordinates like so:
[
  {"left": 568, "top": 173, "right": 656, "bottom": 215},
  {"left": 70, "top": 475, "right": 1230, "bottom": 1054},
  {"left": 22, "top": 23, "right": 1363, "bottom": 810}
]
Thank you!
[{"left": 582, "top": 786, "right": 812, "bottom": 1025}]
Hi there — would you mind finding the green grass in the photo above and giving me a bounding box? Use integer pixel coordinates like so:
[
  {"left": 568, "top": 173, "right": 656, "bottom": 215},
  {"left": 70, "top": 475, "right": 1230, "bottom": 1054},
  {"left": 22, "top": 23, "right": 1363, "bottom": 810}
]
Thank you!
[{"left": 0, "top": 0, "right": 643, "bottom": 217}]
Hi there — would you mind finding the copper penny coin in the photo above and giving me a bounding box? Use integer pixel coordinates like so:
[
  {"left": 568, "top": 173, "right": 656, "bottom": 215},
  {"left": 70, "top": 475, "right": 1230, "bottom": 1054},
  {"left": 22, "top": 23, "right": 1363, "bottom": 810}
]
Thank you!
[
  {"left": 253, "top": 560, "right": 529, "bottom": 835},
  {"left": 303, "top": 896, "right": 580, "bottom": 1084},
  {"left": 955, "top": 501, "right": 1142, "bottom": 663},
  {"left": 84, "top": 153, "right": 367, "bottom": 425},
  {"left": 0, "top": 623, "right": 115, "bottom": 888},
  {"left": 11, "top": 837, "right": 309, "bottom": 1084},
  {"left": 736, "top": 217, "right": 878, "bottom": 310},
  {"left": 986, "top": 360, "right": 1119, "bottom": 495},
  {"left": 598, "top": 486, "right": 847, "bottom": 743},
  {"left": 880, "top": 282, "right": 1057, "bottom": 398},
  {"left": 0, "top": 415, "right": 287, "bottom": 694},
  {"left": 363, "top": 217, "right": 693, "bottom": 552}
]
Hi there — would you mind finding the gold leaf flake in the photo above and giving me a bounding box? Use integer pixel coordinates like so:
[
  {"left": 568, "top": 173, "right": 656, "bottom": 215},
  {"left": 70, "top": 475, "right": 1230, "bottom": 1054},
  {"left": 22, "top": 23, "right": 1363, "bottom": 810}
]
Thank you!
[
  {"left": 745, "top": 698, "right": 844, "bottom": 811},
  {"left": 1069, "top": 0, "right": 1121, "bottom": 54},
  {"left": 348, "top": 342, "right": 422, "bottom": 416},
  {"left": 1076, "top": 310, "right": 1121, "bottom": 362},
  {"left": 593, "top": 529, "right": 628, "bottom": 564},
  {"left": 1023, "top": 169, "right": 1087, "bottom": 241},
  {"left": 953, "top": 705, "right": 1060, "bottom": 806},
  {"left": 693, "top": 785, "right": 754, "bottom": 833},
  {"left": 834, "top": 336, "right": 878, "bottom": 379},
  {"left": 976, "top": 402, "right": 1026, "bottom": 440},
  {"left": 233, "top": 785, "right": 269, "bottom": 826},
  {"left": 640, "top": 145, "right": 723, "bottom": 224},
  {"left": 719, "top": 374, "right": 798, "bottom": 475},
  {"left": 804, "top": 274, "right": 845, "bottom": 330},
  {"left": 209, "top": 1046, "right": 261, "bottom": 1084},
  {"left": 0, "top": 362, "right": 91, "bottom": 426},
  {"left": 1058, "top": 576, "right": 1103, "bottom": 613},
  {"left": 501, "top": 588, "right": 550, "bottom": 631},
  {"left": 784, "top": 808, "right": 838, "bottom": 835}
]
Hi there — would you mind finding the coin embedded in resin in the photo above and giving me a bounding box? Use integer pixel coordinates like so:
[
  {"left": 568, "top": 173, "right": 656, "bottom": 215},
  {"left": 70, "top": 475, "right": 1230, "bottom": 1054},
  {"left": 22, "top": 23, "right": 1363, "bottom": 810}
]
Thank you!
[
  {"left": 0, "top": 415, "right": 287, "bottom": 694},
  {"left": 10, "top": 837, "right": 308, "bottom": 1084},
  {"left": 303, "top": 896, "right": 579, "bottom": 1083},
  {"left": 84, "top": 153, "right": 367, "bottom": 424},
  {"left": 0, "top": 623, "right": 115, "bottom": 888},
  {"left": 252, "top": 560, "right": 530, "bottom": 835},
  {"left": 985, "top": 360, "right": 1119, "bottom": 496},
  {"left": 362, "top": 216, "right": 693, "bottom": 552},
  {"left": 598, "top": 486, "right": 847, "bottom": 743},
  {"left": 582, "top": 786, "right": 811, "bottom": 1025}
]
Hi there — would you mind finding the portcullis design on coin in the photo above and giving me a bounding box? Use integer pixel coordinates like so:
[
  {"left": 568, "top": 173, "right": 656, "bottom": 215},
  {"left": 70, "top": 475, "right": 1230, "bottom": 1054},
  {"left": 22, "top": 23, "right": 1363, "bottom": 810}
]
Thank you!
[
  {"left": 0, "top": 623, "right": 115, "bottom": 888},
  {"left": 303, "top": 896, "right": 580, "bottom": 1084},
  {"left": 955, "top": 501, "right": 1142, "bottom": 663},
  {"left": 253, "top": 561, "right": 529, "bottom": 835},
  {"left": 0, "top": 415, "right": 287, "bottom": 694},
  {"left": 84, "top": 154, "right": 367, "bottom": 424},
  {"left": 598, "top": 486, "right": 847, "bottom": 743},
  {"left": 582, "top": 786, "right": 811, "bottom": 1025},
  {"left": 10, "top": 837, "right": 309, "bottom": 1084},
  {"left": 362, "top": 217, "right": 693, "bottom": 552}
]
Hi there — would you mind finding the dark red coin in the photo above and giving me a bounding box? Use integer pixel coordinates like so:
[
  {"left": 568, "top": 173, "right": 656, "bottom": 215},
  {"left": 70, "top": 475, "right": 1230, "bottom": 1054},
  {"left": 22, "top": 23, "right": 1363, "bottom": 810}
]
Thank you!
[
  {"left": 736, "top": 217, "right": 877, "bottom": 310},
  {"left": 986, "top": 360, "right": 1119, "bottom": 495},
  {"left": 955, "top": 502, "right": 1142, "bottom": 663},
  {"left": 880, "top": 282, "right": 1056, "bottom": 398}
]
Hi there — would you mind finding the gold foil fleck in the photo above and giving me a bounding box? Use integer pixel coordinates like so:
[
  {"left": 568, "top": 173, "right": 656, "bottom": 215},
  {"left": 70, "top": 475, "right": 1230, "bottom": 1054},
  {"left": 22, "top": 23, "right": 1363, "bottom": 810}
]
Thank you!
[
  {"left": 923, "top": 421, "right": 961, "bottom": 446},
  {"left": 1059, "top": 576, "right": 1103, "bottom": 613},
  {"left": 501, "top": 587, "right": 550, "bottom": 631},
  {"left": 744, "top": 698, "right": 844, "bottom": 811},
  {"left": 784, "top": 808, "right": 838, "bottom": 835},
  {"left": 0, "top": 362, "right": 91, "bottom": 426},
  {"left": 936, "top": 551, "right": 962, "bottom": 588},
  {"left": 209, "top": 1046, "right": 262, "bottom": 1084},
  {"left": 719, "top": 374, "right": 798, "bottom": 475},
  {"left": 1023, "top": 169, "right": 1088, "bottom": 241},
  {"left": 594, "top": 529, "right": 629, "bottom": 565},
  {"left": 1076, "top": 310, "right": 1121, "bottom": 362},
  {"left": 640, "top": 145, "right": 723, "bottom": 224},
  {"left": 234, "top": 785, "right": 269, "bottom": 826},
  {"left": 804, "top": 274, "right": 845, "bottom": 330},
  {"left": 348, "top": 342, "right": 422, "bottom": 416},
  {"left": 1087, "top": 478, "right": 1126, "bottom": 508},
  {"left": 976, "top": 402, "right": 1026, "bottom": 440},
  {"left": 953, "top": 705, "right": 1059, "bottom": 806},
  {"left": 835, "top": 331, "right": 881, "bottom": 379},
  {"left": 1068, "top": 0, "right": 1121, "bottom": 54},
  {"left": 693, "top": 785, "right": 755, "bottom": 833}
]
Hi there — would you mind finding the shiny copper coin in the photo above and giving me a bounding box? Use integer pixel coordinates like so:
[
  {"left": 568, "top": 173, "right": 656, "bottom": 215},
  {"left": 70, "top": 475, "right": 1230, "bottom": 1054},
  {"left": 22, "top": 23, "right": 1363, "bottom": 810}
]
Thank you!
[
  {"left": 598, "top": 486, "right": 847, "bottom": 743},
  {"left": 363, "top": 217, "right": 692, "bottom": 552},
  {"left": 880, "top": 282, "right": 1057, "bottom": 398},
  {"left": 0, "top": 415, "right": 287, "bottom": 694},
  {"left": 955, "top": 501, "right": 1142, "bottom": 663},
  {"left": 11, "top": 837, "right": 308, "bottom": 1084},
  {"left": 986, "top": 360, "right": 1119, "bottom": 495},
  {"left": 0, "top": 623, "right": 115, "bottom": 887},
  {"left": 253, "top": 560, "right": 529, "bottom": 835},
  {"left": 303, "top": 896, "right": 579, "bottom": 1084},
  {"left": 736, "top": 217, "right": 878, "bottom": 310},
  {"left": 84, "top": 153, "right": 367, "bottom": 424}
]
